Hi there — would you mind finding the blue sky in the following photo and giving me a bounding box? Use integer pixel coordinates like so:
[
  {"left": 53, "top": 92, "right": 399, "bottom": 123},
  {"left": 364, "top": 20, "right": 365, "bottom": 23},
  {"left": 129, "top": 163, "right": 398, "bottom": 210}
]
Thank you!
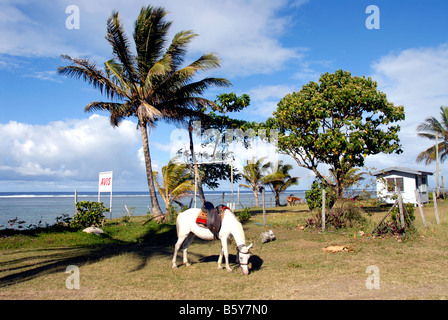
[{"left": 1, "top": 0, "right": 447, "bottom": 192}]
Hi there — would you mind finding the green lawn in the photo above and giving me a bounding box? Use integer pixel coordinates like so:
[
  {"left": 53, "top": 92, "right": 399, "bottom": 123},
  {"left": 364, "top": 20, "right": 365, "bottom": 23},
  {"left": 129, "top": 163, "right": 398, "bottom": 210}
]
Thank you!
[{"left": 1, "top": 201, "right": 447, "bottom": 299}]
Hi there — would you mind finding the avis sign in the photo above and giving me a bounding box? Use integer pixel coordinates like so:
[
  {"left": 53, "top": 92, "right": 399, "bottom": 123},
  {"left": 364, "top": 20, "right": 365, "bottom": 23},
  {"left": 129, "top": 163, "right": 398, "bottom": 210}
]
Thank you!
[{"left": 98, "top": 171, "right": 113, "bottom": 192}]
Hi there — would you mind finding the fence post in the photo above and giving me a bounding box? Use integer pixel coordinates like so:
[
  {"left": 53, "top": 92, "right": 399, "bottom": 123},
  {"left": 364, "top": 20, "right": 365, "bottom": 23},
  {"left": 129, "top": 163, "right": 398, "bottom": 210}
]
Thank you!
[
  {"left": 262, "top": 188, "right": 266, "bottom": 226},
  {"left": 322, "top": 189, "right": 326, "bottom": 232},
  {"left": 433, "top": 192, "right": 440, "bottom": 224},
  {"left": 398, "top": 193, "right": 405, "bottom": 228},
  {"left": 414, "top": 190, "right": 427, "bottom": 228}
]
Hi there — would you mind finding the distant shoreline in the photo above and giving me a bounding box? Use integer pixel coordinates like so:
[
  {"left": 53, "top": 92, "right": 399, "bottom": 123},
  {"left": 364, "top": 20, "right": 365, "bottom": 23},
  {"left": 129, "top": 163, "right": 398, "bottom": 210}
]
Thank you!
[{"left": 0, "top": 189, "right": 311, "bottom": 198}]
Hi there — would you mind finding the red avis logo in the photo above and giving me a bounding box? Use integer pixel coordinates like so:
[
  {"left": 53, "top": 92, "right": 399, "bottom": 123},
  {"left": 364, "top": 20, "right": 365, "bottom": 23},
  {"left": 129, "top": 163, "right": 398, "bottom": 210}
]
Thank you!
[{"left": 100, "top": 178, "right": 111, "bottom": 186}]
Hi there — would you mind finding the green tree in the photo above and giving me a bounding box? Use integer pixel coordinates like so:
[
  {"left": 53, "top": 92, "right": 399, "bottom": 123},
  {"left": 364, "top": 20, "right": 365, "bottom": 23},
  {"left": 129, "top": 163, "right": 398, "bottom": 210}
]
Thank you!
[
  {"left": 270, "top": 69, "right": 405, "bottom": 200},
  {"left": 58, "top": 6, "right": 229, "bottom": 216},
  {"left": 262, "top": 161, "right": 299, "bottom": 206},
  {"left": 180, "top": 93, "right": 250, "bottom": 203},
  {"left": 416, "top": 106, "right": 448, "bottom": 164},
  {"left": 153, "top": 158, "right": 194, "bottom": 212},
  {"left": 240, "top": 157, "right": 271, "bottom": 207}
]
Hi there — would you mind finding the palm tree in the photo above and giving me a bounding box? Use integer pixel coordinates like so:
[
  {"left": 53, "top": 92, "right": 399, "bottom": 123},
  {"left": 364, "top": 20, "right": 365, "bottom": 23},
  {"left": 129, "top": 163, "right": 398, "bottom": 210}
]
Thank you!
[
  {"left": 153, "top": 158, "right": 194, "bottom": 212},
  {"left": 416, "top": 106, "right": 448, "bottom": 164},
  {"left": 328, "top": 160, "right": 366, "bottom": 199},
  {"left": 240, "top": 157, "right": 271, "bottom": 207},
  {"left": 58, "top": 6, "right": 230, "bottom": 216},
  {"left": 262, "top": 161, "right": 299, "bottom": 206}
]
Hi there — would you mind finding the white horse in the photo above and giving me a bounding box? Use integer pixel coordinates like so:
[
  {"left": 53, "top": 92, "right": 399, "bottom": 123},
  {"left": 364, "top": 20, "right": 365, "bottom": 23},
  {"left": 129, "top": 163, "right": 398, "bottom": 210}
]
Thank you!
[{"left": 172, "top": 205, "right": 253, "bottom": 275}]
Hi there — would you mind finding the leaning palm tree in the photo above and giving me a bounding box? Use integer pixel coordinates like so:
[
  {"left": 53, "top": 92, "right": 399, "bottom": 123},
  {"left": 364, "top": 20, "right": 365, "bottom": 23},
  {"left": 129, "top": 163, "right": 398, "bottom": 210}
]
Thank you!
[
  {"left": 240, "top": 157, "right": 271, "bottom": 207},
  {"left": 262, "top": 161, "right": 299, "bottom": 206},
  {"left": 416, "top": 106, "right": 448, "bottom": 165},
  {"left": 58, "top": 6, "right": 230, "bottom": 215},
  {"left": 153, "top": 158, "right": 194, "bottom": 212}
]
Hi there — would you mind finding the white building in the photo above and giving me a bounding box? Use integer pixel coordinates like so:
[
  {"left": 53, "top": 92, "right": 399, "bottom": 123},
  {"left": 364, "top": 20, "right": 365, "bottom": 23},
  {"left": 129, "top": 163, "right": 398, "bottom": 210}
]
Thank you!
[{"left": 372, "top": 167, "right": 433, "bottom": 204}]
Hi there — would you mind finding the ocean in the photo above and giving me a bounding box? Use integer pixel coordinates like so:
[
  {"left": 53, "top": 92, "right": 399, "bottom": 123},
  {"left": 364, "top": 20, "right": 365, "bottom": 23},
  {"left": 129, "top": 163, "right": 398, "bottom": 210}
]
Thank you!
[{"left": 0, "top": 190, "right": 308, "bottom": 229}]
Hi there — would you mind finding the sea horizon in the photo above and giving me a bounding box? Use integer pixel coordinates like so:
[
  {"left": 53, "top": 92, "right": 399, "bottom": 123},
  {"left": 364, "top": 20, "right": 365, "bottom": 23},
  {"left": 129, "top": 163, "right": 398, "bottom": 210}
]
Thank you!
[{"left": 0, "top": 189, "right": 311, "bottom": 229}]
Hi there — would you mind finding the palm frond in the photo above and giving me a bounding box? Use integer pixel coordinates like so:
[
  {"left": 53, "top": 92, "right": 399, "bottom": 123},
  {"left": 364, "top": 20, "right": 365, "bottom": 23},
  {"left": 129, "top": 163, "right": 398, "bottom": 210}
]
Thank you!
[
  {"left": 165, "top": 30, "right": 198, "bottom": 71},
  {"left": 106, "top": 11, "right": 138, "bottom": 84},
  {"left": 416, "top": 146, "right": 437, "bottom": 165},
  {"left": 58, "top": 55, "right": 127, "bottom": 101},
  {"left": 86, "top": 101, "right": 133, "bottom": 127},
  {"left": 104, "top": 59, "right": 132, "bottom": 94},
  {"left": 134, "top": 5, "right": 171, "bottom": 76}
]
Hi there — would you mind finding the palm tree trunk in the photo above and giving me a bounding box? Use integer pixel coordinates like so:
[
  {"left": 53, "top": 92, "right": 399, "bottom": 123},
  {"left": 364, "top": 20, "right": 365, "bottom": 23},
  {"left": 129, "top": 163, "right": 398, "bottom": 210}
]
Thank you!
[
  {"left": 140, "top": 123, "right": 163, "bottom": 216},
  {"left": 274, "top": 191, "right": 281, "bottom": 207},
  {"left": 253, "top": 188, "right": 260, "bottom": 207}
]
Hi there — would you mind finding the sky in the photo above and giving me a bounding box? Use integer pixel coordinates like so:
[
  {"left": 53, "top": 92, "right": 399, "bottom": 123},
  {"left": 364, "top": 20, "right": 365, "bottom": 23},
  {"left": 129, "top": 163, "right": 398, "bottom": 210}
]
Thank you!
[{"left": 0, "top": 0, "right": 447, "bottom": 192}]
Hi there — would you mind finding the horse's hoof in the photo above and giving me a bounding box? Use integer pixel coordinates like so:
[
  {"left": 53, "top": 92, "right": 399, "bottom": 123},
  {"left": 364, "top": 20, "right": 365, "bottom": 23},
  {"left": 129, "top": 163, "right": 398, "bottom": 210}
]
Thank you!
[
  {"left": 226, "top": 268, "right": 233, "bottom": 273},
  {"left": 172, "top": 264, "right": 178, "bottom": 269},
  {"left": 217, "top": 265, "right": 223, "bottom": 270},
  {"left": 185, "top": 263, "right": 191, "bottom": 267}
]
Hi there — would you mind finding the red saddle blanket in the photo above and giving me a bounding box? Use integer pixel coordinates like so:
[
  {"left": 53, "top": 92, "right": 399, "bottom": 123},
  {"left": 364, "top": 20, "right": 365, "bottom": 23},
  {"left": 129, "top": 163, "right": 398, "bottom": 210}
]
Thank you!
[
  {"left": 196, "top": 210, "right": 208, "bottom": 227},
  {"left": 196, "top": 206, "right": 228, "bottom": 228}
]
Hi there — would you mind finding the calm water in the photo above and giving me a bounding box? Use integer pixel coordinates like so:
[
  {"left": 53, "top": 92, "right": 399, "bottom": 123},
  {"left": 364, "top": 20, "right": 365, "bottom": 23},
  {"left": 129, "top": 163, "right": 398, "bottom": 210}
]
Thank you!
[{"left": 0, "top": 190, "right": 308, "bottom": 229}]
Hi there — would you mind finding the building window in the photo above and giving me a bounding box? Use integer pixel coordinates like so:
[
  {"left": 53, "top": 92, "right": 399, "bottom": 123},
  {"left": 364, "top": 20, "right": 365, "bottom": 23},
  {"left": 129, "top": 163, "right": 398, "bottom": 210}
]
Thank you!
[{"left": 386, "top": 177, "right": 403, "bottom": 192}]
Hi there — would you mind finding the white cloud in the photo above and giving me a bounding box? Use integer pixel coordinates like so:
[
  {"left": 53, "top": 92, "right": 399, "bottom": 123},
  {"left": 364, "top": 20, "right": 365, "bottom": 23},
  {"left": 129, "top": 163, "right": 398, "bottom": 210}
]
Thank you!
[
  {"left": 368, "top": 43, "right": 448, "bottom": 184},
  {"left": 0, "top": 115, "right": 145, "bottom": 190},
  {"left": 247, "top": 84, "right": 296, "bottom": 117},
  {"left": 0, "top": 0, "right": 305, "bottom": 76}
]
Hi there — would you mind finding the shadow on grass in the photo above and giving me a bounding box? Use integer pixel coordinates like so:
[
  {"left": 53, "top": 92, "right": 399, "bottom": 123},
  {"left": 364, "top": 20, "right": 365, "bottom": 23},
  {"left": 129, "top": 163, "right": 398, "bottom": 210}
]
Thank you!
[
  {"left": 199, "top": 254, "right": 263, "bottom": 273},
  {"left": 0, "top": 220, "right": 261, "bottom": 287},
  {"left": 0, "top": 223, "right": 178, "bottom": 288}
]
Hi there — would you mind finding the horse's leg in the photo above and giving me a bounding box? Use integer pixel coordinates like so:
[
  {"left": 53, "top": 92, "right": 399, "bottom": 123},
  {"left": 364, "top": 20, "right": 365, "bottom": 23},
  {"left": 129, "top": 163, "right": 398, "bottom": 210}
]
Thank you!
[
  {"left": 182, "top": 233, "right": 195, "bottom": 267},
  {"left": 172, "top": 234, "right": 187, "bottom": 269},
  {"left": 220, "top": 237, "right": 232, "bottom": 273},
  {"left": 217, "top": 247, "right": 224, "bottom": 270}
]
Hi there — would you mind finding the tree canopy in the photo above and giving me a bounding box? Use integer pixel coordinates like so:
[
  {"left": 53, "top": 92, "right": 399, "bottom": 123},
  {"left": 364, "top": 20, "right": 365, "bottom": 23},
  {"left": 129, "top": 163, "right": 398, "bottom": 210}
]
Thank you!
[{"left": 269, "top": 69, "right": 405, "bottom": 198}]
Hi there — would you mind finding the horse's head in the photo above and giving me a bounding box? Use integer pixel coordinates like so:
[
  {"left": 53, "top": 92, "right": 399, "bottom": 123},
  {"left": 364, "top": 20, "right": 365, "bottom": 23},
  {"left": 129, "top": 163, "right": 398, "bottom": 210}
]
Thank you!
[{"left": 237, "top": 243, "right": 253, "bottom": 275}]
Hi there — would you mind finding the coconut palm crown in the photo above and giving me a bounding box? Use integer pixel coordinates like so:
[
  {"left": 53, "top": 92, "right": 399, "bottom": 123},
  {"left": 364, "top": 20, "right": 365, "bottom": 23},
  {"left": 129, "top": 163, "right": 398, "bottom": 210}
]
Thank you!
[
  {"left": 416, "top": 106, "right": 448, "bottom": 165},
  {"left": 58, "top": 6, "right": 230, "bottom": 215}
]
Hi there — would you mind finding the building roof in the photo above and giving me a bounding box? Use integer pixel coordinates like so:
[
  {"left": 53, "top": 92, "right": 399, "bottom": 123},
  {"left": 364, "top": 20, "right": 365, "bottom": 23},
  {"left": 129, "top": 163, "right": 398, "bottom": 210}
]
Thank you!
[{"left": 371, "top": 166, "right": 433, "bottom": 177}]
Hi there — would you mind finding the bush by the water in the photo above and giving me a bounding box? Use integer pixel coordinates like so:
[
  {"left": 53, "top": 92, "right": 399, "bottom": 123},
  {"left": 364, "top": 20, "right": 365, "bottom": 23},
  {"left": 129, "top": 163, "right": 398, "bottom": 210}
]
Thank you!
[
  {"left": 236, "top": 207, "right": 251, "bottom": 223},
  {"left": 70, "top": 201, "right": 109, "bottom": 229}
]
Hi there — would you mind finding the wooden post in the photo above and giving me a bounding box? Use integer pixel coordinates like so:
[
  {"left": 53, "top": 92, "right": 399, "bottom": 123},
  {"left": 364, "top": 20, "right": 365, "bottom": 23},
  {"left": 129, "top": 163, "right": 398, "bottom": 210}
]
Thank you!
[
  {"left": 74, "top": 189, "right": 78, "bottom": 214},
  {"left": 397, "top": 194, "right": 405, "bottom": 228},
  {"left": 436, "top": 133, "right": 440, "bottom": 198},
  {"left": 262, "top": 188, "right": 266, "bottom": 226},
  {"left": 322, "top": 189, "right": 326, "bottom": 231},
  {"left": 414, "top": 190, "right": 427, "bottom": 228},
  {"left": 433, "top": 192, "right": 440, "bottom": 224},
  {"left": 442, "top": 176, "right": 445, "bottom": 198}
]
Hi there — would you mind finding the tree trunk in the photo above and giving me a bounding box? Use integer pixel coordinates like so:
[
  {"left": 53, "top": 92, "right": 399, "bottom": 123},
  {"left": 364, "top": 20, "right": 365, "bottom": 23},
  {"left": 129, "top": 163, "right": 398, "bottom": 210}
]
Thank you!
[
  {"left": 274, "top": 191, "right": 281, "bottom": 206},
  {"left": 188, "top": 122, "right": 206, "bottom": 204},
  {"left": 253, "top": 188, "right": 260, "bottom": 207},
  {"left": 140, "top": 123, "right": 163, "bottom": 216}
]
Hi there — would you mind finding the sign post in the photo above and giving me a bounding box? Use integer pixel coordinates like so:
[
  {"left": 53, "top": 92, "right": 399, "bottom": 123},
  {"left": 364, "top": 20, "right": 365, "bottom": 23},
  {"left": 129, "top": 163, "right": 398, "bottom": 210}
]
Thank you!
[{"left": 98, "top": 171, "right": 113, "bottom": 220}]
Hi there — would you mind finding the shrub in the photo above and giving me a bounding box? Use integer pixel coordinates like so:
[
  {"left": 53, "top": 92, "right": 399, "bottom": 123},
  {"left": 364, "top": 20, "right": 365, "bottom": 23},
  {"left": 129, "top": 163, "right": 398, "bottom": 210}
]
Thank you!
[
  {"left": 71, "top": 201, "right": 109, "bottom": 229},
  {"left": 305, "top": 180, "right": 336, "bottom": 210},
  {"left": 236, "top": 207, "right": 251, "bottom": 223},
  {"left": 374, "top": 202, "right": 416, "bottom": 236},
  {"left": 305, "top": 200, "right": 366, "bottom": 230}
]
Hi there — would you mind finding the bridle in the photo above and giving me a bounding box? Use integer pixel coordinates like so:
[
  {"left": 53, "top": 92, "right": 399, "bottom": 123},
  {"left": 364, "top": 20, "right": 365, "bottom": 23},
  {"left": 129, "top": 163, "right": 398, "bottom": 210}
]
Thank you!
[{"left": 237, "top": 244, "right": 251, "bottom": 266}]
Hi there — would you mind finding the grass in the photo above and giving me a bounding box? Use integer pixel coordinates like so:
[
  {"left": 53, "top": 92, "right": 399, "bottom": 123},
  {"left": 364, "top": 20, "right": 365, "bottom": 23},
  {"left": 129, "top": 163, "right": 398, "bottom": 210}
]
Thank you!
[{"left": 1, "top": 200, "right": 448, "bottom": 299}]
